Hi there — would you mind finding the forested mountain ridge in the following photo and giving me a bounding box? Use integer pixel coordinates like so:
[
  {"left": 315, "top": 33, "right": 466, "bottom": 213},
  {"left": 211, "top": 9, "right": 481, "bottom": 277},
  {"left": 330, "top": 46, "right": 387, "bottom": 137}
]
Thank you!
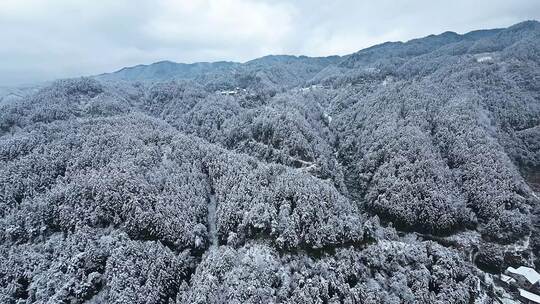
[
  {"left": 1, "top": 21, "right": 539, "bottom": 303},
  {"left": 95, "top": 55, "right": 341, "bottom": 90}
]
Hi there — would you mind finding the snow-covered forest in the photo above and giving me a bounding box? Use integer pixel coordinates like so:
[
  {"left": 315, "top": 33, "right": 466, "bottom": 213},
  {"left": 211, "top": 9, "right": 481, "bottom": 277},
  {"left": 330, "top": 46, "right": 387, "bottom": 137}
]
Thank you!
[{"left": 1, "top": 20, "right": 539, "bottom": 303}]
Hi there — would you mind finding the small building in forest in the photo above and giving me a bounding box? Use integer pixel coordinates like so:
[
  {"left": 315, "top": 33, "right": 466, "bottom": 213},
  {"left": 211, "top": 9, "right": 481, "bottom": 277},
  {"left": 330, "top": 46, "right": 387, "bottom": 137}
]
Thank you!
[
  {"left": 518, "top": 288, "right": 540, "bottom": 304},
  {"left": 505, "top": 266, "right": 540, "bottom": 291},
  {"left": 500, "top": 266, "right": 540, "bottom": 303}
]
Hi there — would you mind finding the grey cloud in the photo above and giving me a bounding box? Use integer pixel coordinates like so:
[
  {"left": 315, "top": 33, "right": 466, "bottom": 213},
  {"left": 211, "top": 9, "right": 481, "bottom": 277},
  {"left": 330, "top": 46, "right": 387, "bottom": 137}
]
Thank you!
[{"left": 0, "top": 0, "right": 539, "bottom": 86}]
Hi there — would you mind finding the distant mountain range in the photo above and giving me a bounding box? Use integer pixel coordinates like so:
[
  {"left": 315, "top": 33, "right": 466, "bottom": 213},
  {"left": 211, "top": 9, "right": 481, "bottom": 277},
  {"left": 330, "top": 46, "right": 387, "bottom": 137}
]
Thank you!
[{"left": 94, "top": 22, "right": 516, "bottom": 84}]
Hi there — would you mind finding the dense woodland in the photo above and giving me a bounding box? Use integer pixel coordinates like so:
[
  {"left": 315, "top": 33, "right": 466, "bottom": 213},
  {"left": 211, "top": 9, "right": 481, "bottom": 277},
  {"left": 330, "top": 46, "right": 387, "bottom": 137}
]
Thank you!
[{"left": 1, "top": 21, "right": 539, "bottom": 303}]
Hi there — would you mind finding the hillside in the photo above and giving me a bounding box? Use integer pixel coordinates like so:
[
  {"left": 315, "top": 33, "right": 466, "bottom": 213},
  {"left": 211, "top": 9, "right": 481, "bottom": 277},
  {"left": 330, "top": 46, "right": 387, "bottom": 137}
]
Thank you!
[{"left": 1, "top": 21, "right": 539, "bottom": 303}]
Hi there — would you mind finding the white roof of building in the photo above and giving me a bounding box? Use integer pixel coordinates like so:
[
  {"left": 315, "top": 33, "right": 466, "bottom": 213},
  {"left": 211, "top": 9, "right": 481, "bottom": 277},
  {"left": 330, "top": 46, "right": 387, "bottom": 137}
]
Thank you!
[
  {"left": 507, "top": 266, "right": 540, "bottom": 285},
  {"left": 519, "top": 288, "right": 540, "bottom": 304},
  {"left": 476, "top": 56, "right": 493, "bottom": 63},
  {"left": 500, "top": 274, "right": 517, "bottom": 284}
]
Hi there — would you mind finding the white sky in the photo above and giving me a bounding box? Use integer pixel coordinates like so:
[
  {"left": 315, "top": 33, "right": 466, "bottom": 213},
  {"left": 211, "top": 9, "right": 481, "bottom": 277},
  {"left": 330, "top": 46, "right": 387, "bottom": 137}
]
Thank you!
[{"left": 1, "top": 0, "right": 539, "bottom": 86}]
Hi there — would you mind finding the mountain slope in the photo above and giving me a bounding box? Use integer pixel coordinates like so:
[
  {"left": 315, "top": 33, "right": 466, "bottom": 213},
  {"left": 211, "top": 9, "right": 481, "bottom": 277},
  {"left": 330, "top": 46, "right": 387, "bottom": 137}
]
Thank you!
[{"left": 1, "top": 21, "right": 539, "bottom": 303}]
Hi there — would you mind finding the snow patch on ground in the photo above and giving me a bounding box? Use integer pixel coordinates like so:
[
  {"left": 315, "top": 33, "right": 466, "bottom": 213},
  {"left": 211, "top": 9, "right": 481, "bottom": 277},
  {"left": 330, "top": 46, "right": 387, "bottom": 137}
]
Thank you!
[{"left": 323, "top": 112, "right": 332, "bottom": 124}]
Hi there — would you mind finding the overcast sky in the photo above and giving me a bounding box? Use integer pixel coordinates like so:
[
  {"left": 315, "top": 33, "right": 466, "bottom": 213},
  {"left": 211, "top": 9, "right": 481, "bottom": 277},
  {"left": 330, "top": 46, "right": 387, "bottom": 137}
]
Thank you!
[{"left": 1, "top": 0, "right": 539, "bottom": 86}]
